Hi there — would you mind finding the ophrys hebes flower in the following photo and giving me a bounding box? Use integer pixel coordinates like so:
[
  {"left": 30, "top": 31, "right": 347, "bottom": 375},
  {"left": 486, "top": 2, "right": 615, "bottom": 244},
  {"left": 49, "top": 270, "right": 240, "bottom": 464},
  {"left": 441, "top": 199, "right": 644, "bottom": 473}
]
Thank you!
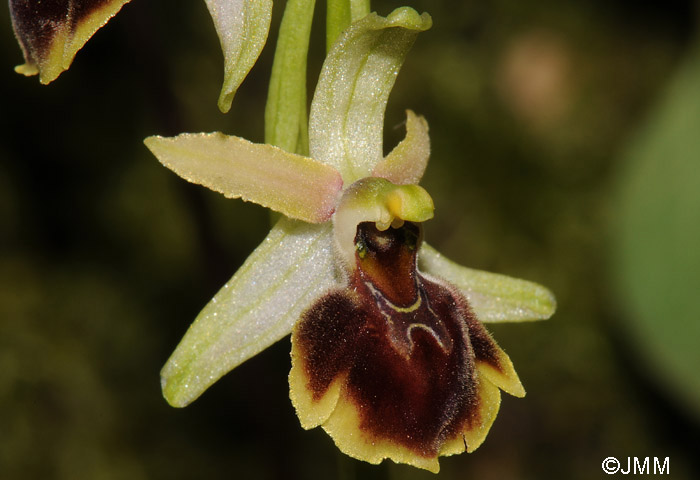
[{"left": 146, "top": 8, "right": 555, "bottom": 473}]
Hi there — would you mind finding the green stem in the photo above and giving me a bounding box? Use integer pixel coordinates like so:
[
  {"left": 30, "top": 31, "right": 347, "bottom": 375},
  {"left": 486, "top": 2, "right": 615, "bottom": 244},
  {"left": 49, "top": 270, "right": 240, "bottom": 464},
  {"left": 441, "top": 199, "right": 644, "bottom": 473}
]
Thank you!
[
  {"left": 265, "top": 0, "right": 317, "bottom": 155},
  {"left": 326, "top": 0, "right": 370, "bottom": 52},
  {"left": 349, "top": 0, "right": 371, "bottom": 20}
]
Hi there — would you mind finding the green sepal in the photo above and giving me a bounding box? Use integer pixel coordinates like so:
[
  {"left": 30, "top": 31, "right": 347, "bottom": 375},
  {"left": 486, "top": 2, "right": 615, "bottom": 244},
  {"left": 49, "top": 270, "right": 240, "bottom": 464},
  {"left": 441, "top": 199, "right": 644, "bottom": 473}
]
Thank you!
[
  {"left": 419, "top": 244, "right": 556, "bottom": 322},
  {"left": 161, "top": 219, "right": 337, "bottom": 407},
  {"left": 145, "top": 133, "right": 343, "bottom": 224}
]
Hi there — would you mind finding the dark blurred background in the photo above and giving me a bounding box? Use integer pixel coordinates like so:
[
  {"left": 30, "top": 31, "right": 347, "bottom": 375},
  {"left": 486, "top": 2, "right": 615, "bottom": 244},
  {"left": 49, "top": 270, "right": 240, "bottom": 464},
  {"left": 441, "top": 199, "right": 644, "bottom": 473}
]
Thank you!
[{"left": 2, "top": 1, "right": 699, "bottom": 479}]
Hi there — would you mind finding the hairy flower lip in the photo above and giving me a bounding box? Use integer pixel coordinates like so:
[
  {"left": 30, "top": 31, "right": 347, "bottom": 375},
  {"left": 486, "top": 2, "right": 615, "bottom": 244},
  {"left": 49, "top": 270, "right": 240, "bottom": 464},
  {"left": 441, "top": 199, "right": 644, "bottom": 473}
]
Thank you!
[{"left": 290, "top": 222, "right": 526, "bottom": 473}]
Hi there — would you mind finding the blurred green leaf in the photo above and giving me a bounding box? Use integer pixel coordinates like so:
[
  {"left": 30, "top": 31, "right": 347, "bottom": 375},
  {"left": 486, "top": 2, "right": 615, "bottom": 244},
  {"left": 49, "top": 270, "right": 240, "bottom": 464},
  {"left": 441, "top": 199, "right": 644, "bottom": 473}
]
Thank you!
[{"left": 613, "top": 43, "right": 700, "bottom": 419}]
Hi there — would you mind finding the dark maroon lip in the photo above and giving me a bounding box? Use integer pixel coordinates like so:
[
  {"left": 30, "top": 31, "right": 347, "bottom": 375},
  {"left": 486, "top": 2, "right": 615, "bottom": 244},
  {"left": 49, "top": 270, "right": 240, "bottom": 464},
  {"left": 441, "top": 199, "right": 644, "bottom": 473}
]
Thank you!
[{"left": 293, "top": 222, "right": 514, "bottom": 457}]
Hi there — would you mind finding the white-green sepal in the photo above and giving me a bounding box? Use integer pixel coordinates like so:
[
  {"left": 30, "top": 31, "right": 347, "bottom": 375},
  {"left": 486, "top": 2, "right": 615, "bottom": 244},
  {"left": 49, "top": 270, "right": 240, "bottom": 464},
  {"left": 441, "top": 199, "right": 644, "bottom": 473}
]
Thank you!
[
  {"left": 309, "top": 7, "right": 432, "bottom": 183},
  {"left": 419, "top": 244, "right": 556, "bottom": 323},
  {"left": 161, "top": 219, "right": 337, "bottom": 407},
  {"left": 145, "top": 133, "right": 343, "bottom": 224},
  {"left": 204, "top": 0, "right": 272, "bottom": 113}
]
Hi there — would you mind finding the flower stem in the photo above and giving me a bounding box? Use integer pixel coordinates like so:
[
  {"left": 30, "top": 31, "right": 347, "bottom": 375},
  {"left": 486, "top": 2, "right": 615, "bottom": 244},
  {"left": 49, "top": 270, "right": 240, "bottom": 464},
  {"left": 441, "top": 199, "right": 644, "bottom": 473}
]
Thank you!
[
  {"left": 326, "top": 0, "right": 371, "bottom": 52},
  {"left": 265, "top": 0, "right": 317, "bottom": 155}
]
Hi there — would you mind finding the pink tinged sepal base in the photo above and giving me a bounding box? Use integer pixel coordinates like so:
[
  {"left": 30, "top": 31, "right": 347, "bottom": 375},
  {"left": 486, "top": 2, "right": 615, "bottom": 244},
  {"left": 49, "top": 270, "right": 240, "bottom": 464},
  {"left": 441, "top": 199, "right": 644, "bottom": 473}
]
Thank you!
[
  {"left": 10, "top": 0, "right": 132, "bottom": 84},
  {"left": 290, "top": 222, "right": 524, "bottom": 473},
  {"left": 144, "top": 133, "right": 343, "bottom": 224}
]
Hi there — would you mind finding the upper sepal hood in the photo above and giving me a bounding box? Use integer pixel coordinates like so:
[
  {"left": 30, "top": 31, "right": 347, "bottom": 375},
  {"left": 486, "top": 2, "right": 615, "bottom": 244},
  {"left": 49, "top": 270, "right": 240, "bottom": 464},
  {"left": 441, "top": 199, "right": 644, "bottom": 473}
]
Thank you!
[{"left": 309, "top": 7, "right": 432, "bottom": 183}]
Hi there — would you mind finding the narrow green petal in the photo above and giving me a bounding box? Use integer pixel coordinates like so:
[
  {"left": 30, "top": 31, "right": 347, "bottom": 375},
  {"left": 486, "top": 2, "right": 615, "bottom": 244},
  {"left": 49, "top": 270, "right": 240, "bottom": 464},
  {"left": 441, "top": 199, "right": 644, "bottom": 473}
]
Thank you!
[
  {"left": 205, "top": 0, "right": 272, "bottom": 113},
  {"left": 10, "top": 0, "right": 132, "bottom": 84},
  {"left": 265, "top": 0, "right": 316, "bottom": 155},
  {"left": 309, "top": 7, "right": 432, "bottom": 183},
  {"left": 161, "top": 219, "right": 337, "bottom": 407},
  {"left": 419, "top": 244, "right": 556, "bottom": 322},
  {"left": 372, "top": 110, "right": 430, "bottom": 185},
  {"left": 145, "top": 133, "right": 343, "bottom": 223}
]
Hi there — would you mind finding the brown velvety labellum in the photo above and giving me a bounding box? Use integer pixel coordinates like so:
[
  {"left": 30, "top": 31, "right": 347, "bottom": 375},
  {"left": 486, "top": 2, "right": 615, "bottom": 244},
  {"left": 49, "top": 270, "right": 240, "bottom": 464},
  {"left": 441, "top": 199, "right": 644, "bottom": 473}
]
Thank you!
[{"left": 294, "top": 222, "right": 514, "bottom": 457}]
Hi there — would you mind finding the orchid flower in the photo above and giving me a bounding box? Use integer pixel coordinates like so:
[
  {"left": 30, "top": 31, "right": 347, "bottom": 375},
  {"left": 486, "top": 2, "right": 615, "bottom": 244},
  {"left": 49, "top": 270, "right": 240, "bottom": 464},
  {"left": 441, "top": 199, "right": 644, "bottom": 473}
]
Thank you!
[
  {"left": 9, "top": 0, "right": 270, "bottom": 112},
  {"left": 145, "top": 7, "right": 555, "bottom": 473}
]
